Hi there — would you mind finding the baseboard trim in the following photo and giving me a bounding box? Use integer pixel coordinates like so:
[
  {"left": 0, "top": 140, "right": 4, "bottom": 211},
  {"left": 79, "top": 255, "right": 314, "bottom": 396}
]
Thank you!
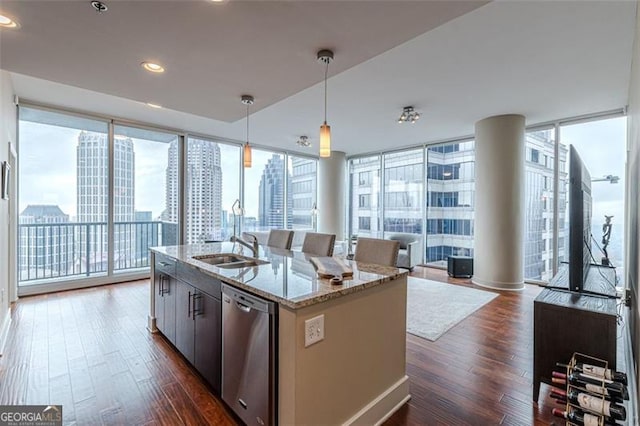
[
  {"left": 472, "top": 276, "right": 525, "bottom": 291},
  {"left": 0, "top": 309, "right": 12, "bottom": 357},
  {"left": 342, "top": 375, "right": 410, "bottom": 426},
  {"left": 147, "top": 315, "right": 158, "bottom": 333}
]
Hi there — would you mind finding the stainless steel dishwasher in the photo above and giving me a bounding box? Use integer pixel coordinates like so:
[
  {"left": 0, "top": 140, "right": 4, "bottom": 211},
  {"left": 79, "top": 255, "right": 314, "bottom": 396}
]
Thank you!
[{"left": 221, "top": 284, "right": 276, "bottom": 426}]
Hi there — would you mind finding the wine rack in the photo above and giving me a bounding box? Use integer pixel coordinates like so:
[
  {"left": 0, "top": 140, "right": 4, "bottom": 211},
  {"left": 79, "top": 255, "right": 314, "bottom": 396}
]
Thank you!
[{"left": 549, "top": 352, "right": 629, "bottom": 426}]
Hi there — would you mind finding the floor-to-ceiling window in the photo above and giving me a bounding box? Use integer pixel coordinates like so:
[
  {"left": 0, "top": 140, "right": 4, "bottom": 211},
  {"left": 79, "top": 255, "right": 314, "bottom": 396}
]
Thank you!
[
  {"left": 425, "top": 140, "right": 475, "bottom": 267},
  {"left": 349, "top": 155, "right": 381, "bottom": 238},
  {"left": 288, "top": 156, "right": 317, "bottom": 230},
  {"left": 242, "top": 149, "right": 289, "bottom": 232},
  {"left": 18, "top": 107, "right": 110, "bottom": 284},
  {"left": 559, "top": 116, "right": 627, "bottom": 284},
  {"left": 112, "top": 125, "right": 179, "bottom": 271},
  {"left": 383, "top": 149, "right": 423, "bottom": 242},
  {"left": 185, "top": 136, "right": 240, "bottom": 243},
  {"left": 17, "top": 106, "right": 317, "bottom": 292},
  {"left": 524, "top": 128, "right": 559, "bottom": 281}
]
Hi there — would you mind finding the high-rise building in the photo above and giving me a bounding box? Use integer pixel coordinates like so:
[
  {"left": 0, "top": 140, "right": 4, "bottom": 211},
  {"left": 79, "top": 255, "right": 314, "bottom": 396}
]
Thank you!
[
  {"left": 134, "top": 211, "right": 159, "bottom": 267},
  {"left": 348, "top": 135, "right": 567, "bottom": 279},
  {"left": 258, "top": 154, "right": 292, "bottom": 229},
  {"left": 290, "top": 158, "right": 317, "bottom": 230},
  {"left": 77, "top": 131, "right": 135, "bottom": 271},
  {"left": 525, "top": 130, "right": 568, "bottom": 281},
  {"left": 166, "top": 138, "right": 223, "bottom": 243},
  {"left": 425, "top": 142, "right": 476, "bottom": 265},
  {"left": 19, "top": 205, "right": 73, "bottom": 280}
]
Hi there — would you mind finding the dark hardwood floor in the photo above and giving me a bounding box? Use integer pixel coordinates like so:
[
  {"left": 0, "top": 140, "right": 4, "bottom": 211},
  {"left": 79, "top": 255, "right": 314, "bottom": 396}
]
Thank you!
[{"left": 0, "top": 268, "right": 598, "bottom": 425}]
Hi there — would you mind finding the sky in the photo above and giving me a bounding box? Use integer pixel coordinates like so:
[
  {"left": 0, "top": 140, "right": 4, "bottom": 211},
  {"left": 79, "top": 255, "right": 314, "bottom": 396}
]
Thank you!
[
  {"left": 18, "top": 121, "right": 277, "bottom": 220},
  {"left": 560, "top": 116, "right": 627, "bottom": 272},
  {"left": 561, "top": 116, "right": 627, "bottom": 225}
]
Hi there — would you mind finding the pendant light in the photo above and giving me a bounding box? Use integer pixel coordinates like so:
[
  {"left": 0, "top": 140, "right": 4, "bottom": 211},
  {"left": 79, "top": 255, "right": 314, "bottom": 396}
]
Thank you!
[
  {"left": 317, "top": 49, "right": 334, "bottom": 158},
  {"left": 241, "top": 95, "right": 254, "bottom": 168}
]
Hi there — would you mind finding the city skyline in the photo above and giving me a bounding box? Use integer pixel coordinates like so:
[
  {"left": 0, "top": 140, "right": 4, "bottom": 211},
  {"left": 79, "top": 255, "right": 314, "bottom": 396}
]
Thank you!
[{"left": 18, "top": 109, "right": 627, "bottom": 283}]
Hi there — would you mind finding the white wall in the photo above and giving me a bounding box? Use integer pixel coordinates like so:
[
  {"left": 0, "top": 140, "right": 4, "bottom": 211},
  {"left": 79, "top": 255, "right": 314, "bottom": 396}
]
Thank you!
[
  {"left": 0, "top": 70, "right": 17, "bottom": 353},
  {"left": 627, "top": 2, "right": 640, "bottom": 399}
]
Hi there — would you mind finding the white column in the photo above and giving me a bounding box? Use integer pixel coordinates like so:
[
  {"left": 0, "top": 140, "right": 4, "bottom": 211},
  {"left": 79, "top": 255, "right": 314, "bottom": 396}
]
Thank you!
[
  {"left": 472, "top": 114, "right": 525, "bottom": 290},
  {"left": 317, "top": 151, "right": 346, "bottom": 239}
]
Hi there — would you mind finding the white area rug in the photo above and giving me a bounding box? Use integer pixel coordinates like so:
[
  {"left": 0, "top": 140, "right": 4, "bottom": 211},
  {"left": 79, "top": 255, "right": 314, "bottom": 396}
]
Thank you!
[{"left": 407, "top": 277, "right": 499, "bottom": 341}]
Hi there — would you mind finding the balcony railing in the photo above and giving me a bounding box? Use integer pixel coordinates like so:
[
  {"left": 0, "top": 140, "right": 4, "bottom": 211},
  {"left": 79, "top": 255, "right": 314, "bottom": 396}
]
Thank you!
[{"left": 18, "top": 221, "right": 176, "bottom": 284}]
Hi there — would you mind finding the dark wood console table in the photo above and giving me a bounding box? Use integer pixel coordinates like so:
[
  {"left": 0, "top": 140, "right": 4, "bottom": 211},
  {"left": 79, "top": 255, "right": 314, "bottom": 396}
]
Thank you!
[{"left": 532, "top": 264, "right": 618, "bottom": 402}]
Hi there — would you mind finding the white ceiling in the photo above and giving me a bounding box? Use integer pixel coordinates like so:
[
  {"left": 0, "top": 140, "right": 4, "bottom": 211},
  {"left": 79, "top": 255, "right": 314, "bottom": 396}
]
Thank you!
[{"left": 2, "top": 1, "right": 637, "bottom": 156}]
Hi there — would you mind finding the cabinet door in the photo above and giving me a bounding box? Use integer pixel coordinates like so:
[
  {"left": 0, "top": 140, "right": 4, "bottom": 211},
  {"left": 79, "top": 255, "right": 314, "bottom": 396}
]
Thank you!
[
  {"left": 163, "top": 276, "right": 177, "bottom": 344},
  {"left": 154, "top": 273, "right": 165, "bottom": 333},
  {"left": 175, "top": 281, "right": 195, "bottom": 363},
  {"left": 194, "top": 290, "right": 222, "bottom": 393}
]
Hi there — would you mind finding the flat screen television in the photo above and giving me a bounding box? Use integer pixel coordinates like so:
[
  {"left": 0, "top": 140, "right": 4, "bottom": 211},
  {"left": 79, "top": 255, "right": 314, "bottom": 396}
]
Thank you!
[{"left": 568, "top": 145, "right": 593, "bottom": 292}]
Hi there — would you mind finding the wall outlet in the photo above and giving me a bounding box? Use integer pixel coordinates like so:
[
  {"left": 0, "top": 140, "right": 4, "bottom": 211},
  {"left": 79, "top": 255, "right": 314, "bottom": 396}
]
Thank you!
[{"left": 304, "top": 314, "right": 324, "bottom": 348}]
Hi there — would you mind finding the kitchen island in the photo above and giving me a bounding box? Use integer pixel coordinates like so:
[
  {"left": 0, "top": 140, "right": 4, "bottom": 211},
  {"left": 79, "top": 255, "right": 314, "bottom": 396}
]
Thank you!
[{"left": 149, "top": 242, "right": 410, "bottom": 425}]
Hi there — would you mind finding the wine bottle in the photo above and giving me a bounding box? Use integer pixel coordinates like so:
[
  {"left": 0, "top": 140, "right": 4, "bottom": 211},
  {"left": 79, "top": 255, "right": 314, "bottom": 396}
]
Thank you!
[
  {"left": 549, "top": 388, "right": 567, "bottom": 402},
  {"left": 553, "top": 397, "right": 568, "bottom": 405},
  {"left": 564, "top": 389, "right": 626, "bottom": 420},
  {"left": 557, "top": 362, "right": 628, "bottom": 385},
  {"left": 567, "top": 373, "right": 629, "bottom": 401},
  {"left": 552, "top": 384, "right": 623, "bottom": 404},
  {"left": 552, "top": 371, "right": 567, "bottom": 379},
  {"left": 552, "top": 408, "right": 619, "bottom": 426}
]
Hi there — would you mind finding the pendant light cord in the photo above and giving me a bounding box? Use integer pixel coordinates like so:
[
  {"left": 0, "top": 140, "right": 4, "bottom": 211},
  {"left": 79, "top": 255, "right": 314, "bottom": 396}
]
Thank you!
[
  {"left": 324, "top": 61, "right": 328, "bottom": 123},
  {"left": 246, "top": 103, "right": 250, "bottom": 144}
]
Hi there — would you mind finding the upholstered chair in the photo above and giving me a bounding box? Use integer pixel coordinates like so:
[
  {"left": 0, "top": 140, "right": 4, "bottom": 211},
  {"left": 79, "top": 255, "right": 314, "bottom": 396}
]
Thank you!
[
  {"left": 267, "top": 229, "right": 294, "bottom": 250},
  {"left": 387, "top": 233, "right": 422, "bottom": 270},
  {"left": 301, "top": 232, "right": 336, "bottom": 257},
  {"left": 354, "top": 237, "right": 400, "bottom": 267}
]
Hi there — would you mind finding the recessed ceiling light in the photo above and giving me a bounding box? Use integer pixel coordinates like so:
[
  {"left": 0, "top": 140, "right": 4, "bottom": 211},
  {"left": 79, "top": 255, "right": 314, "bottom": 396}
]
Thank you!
[
  {"left": 141, "top": 62, "right": 165, "bottom": 73},
  {"left": 146, "top": 103, "right": 162, "bottom": 109},
  {"left": 0, "top": 14, "right": 19, "bottom": 28}
]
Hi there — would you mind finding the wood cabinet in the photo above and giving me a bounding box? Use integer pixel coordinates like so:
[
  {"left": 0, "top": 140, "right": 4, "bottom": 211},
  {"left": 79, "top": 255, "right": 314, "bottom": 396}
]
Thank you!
[
  {"left": 154, "top": 258, "right": 222, "bottom": 394},
  {"left": 532, "top": 265, "right": 618, "bottom": 402},
  {"left": 154, "top": 254, "right": 177, "bottom": 344},
  {"left": 175, "top": 281, "right": 196, "bottom": 362},
  {"left": 174, "top": 263, "right": 222, "bottom": 393},
  {"left": 193, "top": 290, "right": 222, "bottom": 394}
]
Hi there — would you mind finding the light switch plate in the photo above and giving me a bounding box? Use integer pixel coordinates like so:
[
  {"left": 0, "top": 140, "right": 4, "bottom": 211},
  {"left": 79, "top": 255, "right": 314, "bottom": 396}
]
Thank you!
[{"left": 304, "top": 314, "right": 324, "bottom": 347}]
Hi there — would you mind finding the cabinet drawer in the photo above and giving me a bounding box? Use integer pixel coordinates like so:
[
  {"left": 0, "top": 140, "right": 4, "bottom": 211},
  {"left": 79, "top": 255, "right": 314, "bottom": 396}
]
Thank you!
[
  {"left": 177, "top": 262, "right": 221, "bottom": 299},
  {"left": 155, "top": 254, "right": 177, "bottom": 277}
]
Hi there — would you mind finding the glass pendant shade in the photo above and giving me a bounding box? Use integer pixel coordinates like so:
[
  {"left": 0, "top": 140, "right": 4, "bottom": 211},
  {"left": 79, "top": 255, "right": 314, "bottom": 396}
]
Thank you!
[
  {"left": 243, "top": 143, "right": 252, "bottom": 168},
  {"left": 319, "top": 122, "right": 331, "bottom": 158}
]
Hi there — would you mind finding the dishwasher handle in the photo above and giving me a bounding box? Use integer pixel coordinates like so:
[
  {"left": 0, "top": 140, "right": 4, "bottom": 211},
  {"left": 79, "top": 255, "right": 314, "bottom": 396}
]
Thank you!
[
  {"left": 235, "top": 301, "right": 252, "bottom": 313},
  {"left": 222, "top": 283, "right": 275, "bottom": 315}
]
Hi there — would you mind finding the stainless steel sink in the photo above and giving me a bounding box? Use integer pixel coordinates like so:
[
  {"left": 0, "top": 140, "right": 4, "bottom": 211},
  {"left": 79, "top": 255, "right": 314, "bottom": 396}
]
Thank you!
[{"left": 192, "top": 253, "right": 269, "bottom": 269}]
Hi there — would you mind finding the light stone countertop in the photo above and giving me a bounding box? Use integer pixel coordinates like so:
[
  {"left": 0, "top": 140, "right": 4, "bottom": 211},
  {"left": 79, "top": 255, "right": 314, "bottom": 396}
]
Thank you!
[{"left": 151, "top": 242, "right": 408, "bottom": 310}]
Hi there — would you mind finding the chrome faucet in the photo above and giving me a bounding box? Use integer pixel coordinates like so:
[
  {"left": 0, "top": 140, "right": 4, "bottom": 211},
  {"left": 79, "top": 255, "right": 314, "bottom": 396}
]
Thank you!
[{"left": 230, "top": 233, "right": 259, "bottom": 258}]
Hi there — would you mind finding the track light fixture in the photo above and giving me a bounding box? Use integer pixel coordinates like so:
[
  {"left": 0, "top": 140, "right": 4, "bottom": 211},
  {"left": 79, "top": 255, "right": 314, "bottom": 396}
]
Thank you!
[
  {"left": 398, "top": 106, "right": 420, "bottom": 124},
  {"left": 296, "top": 136, "right": 311, "bottom": 147}
]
